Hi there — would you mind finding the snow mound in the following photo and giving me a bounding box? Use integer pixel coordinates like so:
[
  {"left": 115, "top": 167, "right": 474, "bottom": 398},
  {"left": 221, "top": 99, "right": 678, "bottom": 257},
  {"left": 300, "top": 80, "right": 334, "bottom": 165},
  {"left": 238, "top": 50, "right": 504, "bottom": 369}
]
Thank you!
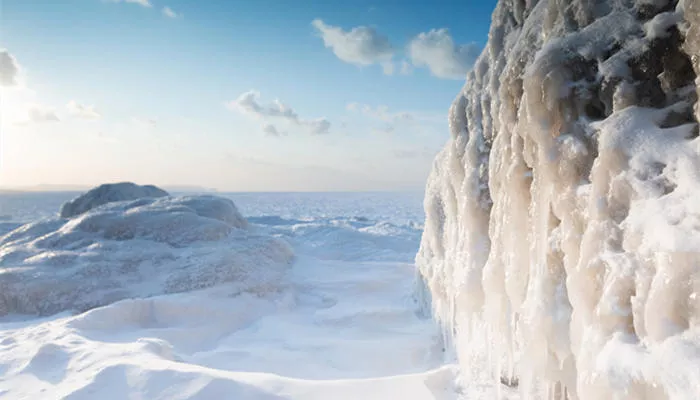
[
  {"left": 59, "top": 182, "right": 170, "bottom": 218},
  {"left": 417, "top": 0, "right": 700, "bottom": 398},
  {"left": 0, "top": 188, "right": 293, "bottom": 316}
]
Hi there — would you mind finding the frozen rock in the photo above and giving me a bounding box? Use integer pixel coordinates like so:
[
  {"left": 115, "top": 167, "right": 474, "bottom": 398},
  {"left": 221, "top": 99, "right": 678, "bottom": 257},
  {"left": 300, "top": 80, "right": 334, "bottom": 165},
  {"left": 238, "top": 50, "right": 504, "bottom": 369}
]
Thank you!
[
  {"left": 0, "top": 186, "right": 293, "bottom": 316},
  {"left": 59, "top": 182, "right": 169, "bottom": 218}
]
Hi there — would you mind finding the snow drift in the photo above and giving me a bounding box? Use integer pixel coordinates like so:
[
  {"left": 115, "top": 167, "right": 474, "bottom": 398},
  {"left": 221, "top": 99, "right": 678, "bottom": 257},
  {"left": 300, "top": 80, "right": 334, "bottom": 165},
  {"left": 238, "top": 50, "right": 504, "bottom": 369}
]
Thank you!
[
  {"left": 417, "top": 0, "right": 700, "bottom": 399},
  {"left": 0, "top": 184, "right": 294, "bottom": 316}
]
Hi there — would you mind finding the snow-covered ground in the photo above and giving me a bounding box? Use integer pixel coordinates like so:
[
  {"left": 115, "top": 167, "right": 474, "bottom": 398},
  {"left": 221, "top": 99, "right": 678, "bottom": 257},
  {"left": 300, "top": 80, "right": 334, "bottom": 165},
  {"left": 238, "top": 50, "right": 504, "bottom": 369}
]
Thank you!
[{"left": 0, "top": 191, "right": 482, "bottom": 399}]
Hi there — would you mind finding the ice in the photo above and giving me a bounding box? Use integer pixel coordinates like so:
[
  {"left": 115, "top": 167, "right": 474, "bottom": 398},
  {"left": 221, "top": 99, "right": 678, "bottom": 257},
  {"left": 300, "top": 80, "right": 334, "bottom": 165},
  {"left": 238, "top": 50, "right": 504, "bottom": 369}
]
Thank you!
[
  {"left": 0, "top": 185, "right": 292, "bottom": 316},
  {"left": 417, "top": 0, "right": 700, "bottom": 398},
  {"left": 59, "top": 182, "right": 170, "bottom": 218},
  {"left": 0, "top": 191, "right": 461, "bottom": 400}
]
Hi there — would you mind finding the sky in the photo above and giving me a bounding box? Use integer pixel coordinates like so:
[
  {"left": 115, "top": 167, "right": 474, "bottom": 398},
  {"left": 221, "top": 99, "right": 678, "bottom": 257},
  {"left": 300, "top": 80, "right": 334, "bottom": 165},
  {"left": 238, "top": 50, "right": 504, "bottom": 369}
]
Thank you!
[{"left": 0, "top": 0, "right": 497, "bottom": 192}]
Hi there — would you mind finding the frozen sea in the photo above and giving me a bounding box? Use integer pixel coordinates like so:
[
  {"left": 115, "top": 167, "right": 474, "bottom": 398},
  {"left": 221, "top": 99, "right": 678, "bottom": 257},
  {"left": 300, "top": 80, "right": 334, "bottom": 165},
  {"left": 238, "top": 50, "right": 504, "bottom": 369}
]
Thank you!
[{"left": 0, "top": 191, "right": 496, "bottom": 399}]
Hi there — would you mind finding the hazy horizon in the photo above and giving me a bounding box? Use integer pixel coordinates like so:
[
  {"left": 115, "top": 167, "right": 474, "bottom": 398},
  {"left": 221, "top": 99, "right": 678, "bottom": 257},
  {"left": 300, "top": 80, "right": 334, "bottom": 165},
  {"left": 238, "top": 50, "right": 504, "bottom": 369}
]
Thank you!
[{"left": 0, "top": 182, "right": 426, "bottom": 193}]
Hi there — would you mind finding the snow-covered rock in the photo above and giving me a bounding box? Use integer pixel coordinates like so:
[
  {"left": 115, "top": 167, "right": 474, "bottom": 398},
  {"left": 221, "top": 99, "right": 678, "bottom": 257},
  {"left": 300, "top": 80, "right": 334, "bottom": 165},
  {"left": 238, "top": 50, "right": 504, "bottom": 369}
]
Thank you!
[
  {"left": 0, "top": 187, "right": 293, "bottom": 316},
  {"left": 417, "top": 0, "right": 700, "bottom": 398},
  {"left": 59, "top": 182, "right": 170, "bottom": 218}
]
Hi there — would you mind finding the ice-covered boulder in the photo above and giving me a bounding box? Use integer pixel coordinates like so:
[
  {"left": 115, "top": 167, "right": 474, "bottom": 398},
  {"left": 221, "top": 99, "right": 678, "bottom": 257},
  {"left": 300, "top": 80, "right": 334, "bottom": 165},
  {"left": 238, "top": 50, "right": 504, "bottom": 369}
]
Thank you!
[
  {"left": 417, "top": 0, "right": 700, "bottom": 399},
  {"left": 59, "top": 182, "right": 169, "bottom": 218},
  {"left": 0, "top": 188, "right": 293, "bottom": 316}
]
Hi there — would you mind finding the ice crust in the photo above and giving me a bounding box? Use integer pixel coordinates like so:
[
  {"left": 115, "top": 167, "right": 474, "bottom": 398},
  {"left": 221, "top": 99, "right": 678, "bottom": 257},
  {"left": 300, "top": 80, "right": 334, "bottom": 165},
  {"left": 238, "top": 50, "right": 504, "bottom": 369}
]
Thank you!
[
  {"left": 416, "top": 0, "right": 700, "bottom": 398},
  {"left": 59, "top": 182, "right": 170, "bottom": 218},
  {"left": 0, "top": 185, "right": 293, "bottom": 316}
]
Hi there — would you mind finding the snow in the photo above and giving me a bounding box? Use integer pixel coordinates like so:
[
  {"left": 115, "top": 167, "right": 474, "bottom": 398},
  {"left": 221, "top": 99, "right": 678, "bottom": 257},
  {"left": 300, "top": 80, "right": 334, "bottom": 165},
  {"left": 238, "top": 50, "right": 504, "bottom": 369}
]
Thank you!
[
  {"left": 417, "top": 0, "right": 700, "bottom": 399},
  {"left": 644, "top": 11, "right": 684, "bottom": 39},
  {"left": 0, "top": 191, "right": 470, "bottom": 399},
  {"left": 0, "top": 187, "right": 289, "bottom": 316}
]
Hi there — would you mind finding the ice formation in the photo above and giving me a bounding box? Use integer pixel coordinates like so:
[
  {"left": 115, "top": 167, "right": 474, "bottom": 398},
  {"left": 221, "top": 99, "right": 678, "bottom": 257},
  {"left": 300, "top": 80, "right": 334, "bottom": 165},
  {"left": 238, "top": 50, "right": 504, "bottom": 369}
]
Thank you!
[
  {"left": 416, "top": 0, "right": 700, "bottom": 398},
  {"left": 0, "top": 185, "right": 293, "bottom": 316},
  {"left": 59, "top": 182, "right": 170, "bottom": 218}
]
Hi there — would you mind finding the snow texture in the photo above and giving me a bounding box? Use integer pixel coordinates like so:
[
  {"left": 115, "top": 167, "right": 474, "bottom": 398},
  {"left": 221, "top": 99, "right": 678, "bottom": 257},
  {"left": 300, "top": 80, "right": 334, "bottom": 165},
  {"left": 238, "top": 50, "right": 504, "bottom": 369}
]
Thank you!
[
  {"left": 0, "top": 185, "right": 292, "bottom": 316},
  {"left": 59, "top": 182, "right": 170, "bottom": 218},
  {"left": 417, "top": 0, "right": 700, "bottom": 398},
  {"left": 0, "top": 192, "right": 463, "bottom": 400}
]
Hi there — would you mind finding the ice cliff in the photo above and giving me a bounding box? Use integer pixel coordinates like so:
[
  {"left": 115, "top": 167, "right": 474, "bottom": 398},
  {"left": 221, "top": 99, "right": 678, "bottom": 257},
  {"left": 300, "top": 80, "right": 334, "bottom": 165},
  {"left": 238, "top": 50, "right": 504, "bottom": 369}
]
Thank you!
[
  {"left": 416, "top": 0, "right": 700, "bottom": 398},
  {"left": 0, "top": 184, "right": 293, "bottom": 316}
]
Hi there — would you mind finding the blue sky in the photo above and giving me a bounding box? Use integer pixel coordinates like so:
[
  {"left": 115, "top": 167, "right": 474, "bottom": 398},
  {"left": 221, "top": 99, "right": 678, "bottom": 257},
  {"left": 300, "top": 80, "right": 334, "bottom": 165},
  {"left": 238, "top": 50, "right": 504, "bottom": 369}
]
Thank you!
[{"left": 0, "top": 0, "right": 497, "bottom": 191}]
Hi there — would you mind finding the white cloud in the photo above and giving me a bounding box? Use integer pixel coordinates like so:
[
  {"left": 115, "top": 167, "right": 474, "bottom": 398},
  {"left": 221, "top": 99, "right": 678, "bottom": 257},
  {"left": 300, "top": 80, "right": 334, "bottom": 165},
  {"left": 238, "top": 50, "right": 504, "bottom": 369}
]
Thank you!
[
  {"left": 0, "top": 50, "right": 20, "bottom": 87},
  {"left": 408, "top": 29, "right": 480, "bottom": 79},
  {"left": 231, "top": 91, "right": 299, "bottom": 120},
  {"left": 66, "top": 101, "right": 101, "bottom": 120},
  {"left": 228, "top": 90, "right": 331, "bottom": 135},
  {"left": 311, "top": 19, "right": 394, "bottom": 74},
  {"left": 262, "top": 124, "right": 282, "bottom": 137},
  {"left": 14, "top": 104, "right": 60, "bottom": 125},
  {"left": 304, "top": 118, "right": 331, "bottom": 135},
  {"left": 108, "top": 0, "right": 152, "bottom": 7},
  {"left": 29, "top": 105, "right": 59, "bottom": 123},
  {"left": 162, "top": 6, "right": 182, "bottom": 18}
]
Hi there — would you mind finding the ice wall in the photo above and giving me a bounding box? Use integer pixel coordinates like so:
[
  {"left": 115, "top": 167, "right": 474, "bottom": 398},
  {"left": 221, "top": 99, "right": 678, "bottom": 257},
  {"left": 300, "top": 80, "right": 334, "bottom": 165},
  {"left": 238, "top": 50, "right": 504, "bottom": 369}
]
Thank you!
[{"left": 416, "top": 0, "right": 700, "bottom": 398}]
